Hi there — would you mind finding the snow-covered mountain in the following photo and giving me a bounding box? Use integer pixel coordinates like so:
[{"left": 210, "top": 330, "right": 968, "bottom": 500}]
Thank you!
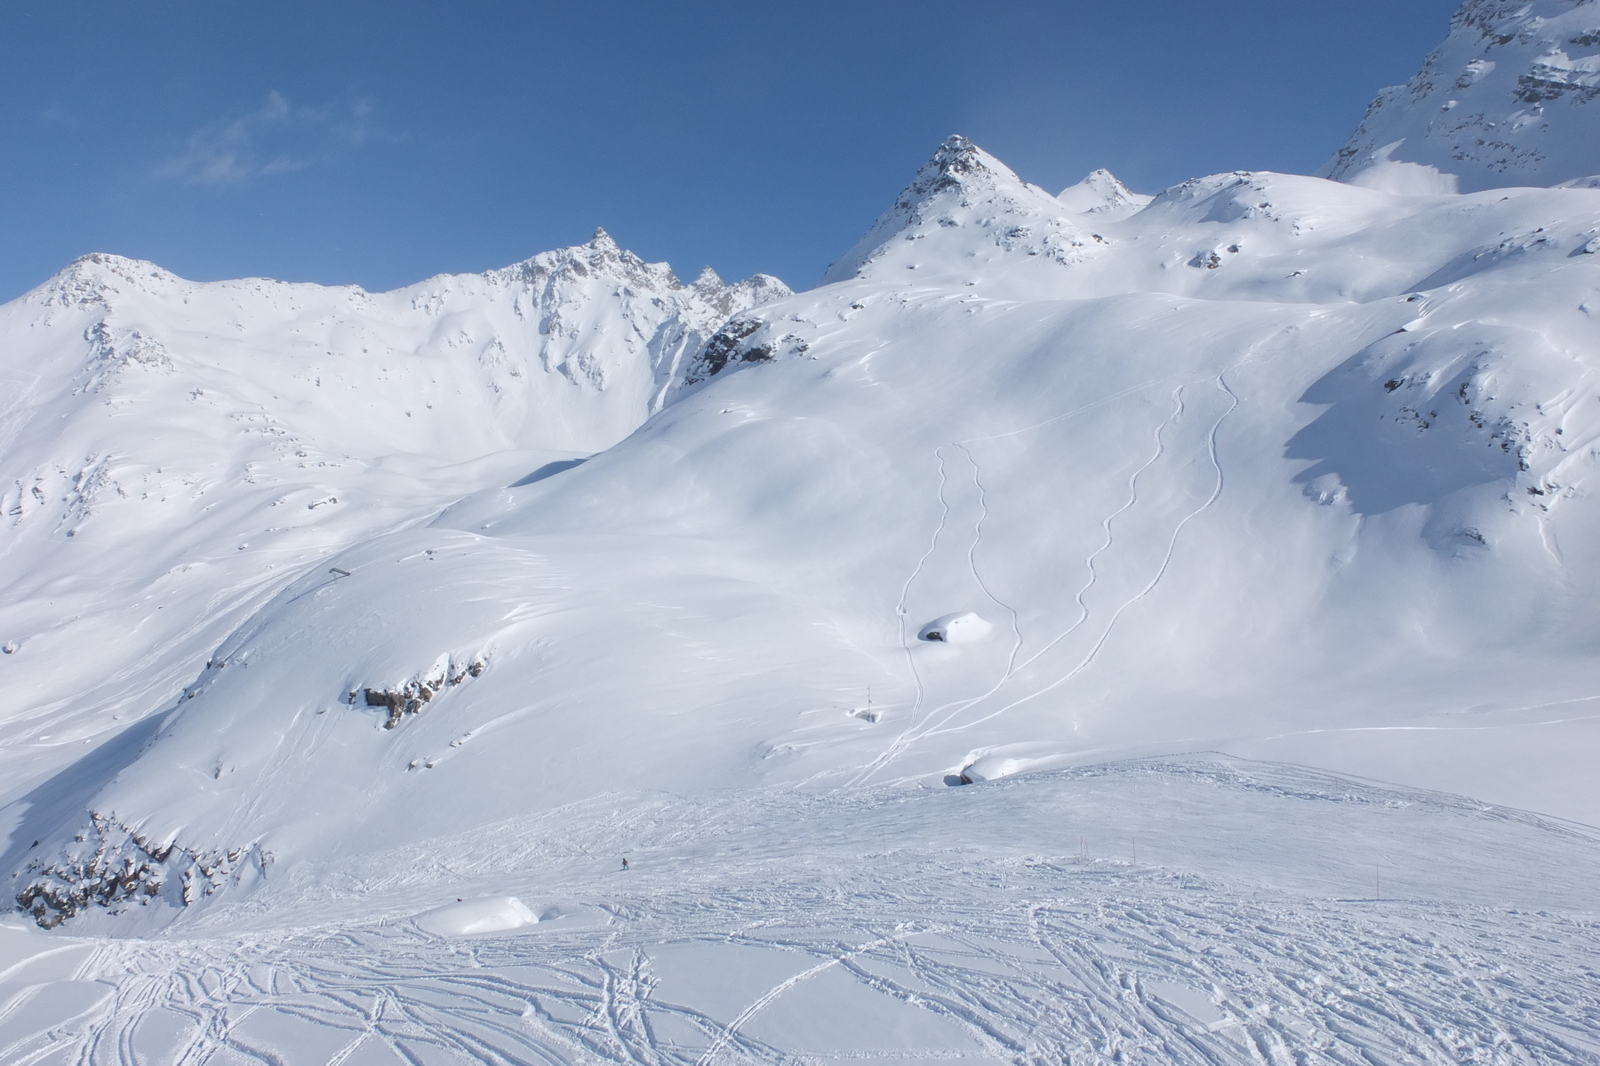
[
  {"left": 1324, "top": 0, "right": 1600, "bottom": 191},
  {"left": 0, "top": 235, "right": 787, "bottom": 810},
  {"left": 9, "top": 129, "right": 1599, "bottom": 936},
  {"left": 5, "top": 4, "right": 1600, "bottom": 1060}
]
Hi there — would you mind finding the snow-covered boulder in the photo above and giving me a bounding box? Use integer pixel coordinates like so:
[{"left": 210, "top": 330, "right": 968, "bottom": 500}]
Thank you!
[
  {"left": 917, "top": 612, "right": 994, "bottom": 644},
  {"left": 414, "top": 895, "right": 538, "bottom": 936}
]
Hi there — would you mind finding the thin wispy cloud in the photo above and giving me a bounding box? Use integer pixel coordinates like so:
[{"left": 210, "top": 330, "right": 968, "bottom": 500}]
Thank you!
[{"left": 155, "top": 91, "right": 381, "bottom": 187}]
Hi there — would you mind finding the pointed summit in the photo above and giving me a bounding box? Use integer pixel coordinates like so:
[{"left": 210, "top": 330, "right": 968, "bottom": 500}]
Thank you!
[
  {"left": 820, "top": 135, "right": 1089, "bottom": 286},
  {"left": 1056, "top": 169, "right": 1152, "bottom": 220},
  {"left": 883, "top": 135, "right": 1019, "bottom": 217}
]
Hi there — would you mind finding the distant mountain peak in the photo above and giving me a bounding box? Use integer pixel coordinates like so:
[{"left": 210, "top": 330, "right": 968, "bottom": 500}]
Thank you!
[
  {"left": 819, "top": 135, "right": 1084, "bottom": 285},
  {"left": 1056, "top": 169, "right": 1152, "bottom": 219}
]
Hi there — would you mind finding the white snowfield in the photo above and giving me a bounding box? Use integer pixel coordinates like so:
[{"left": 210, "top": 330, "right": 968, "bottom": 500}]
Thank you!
[{"left": 4, "top": 1, "right": 1600, "bottom": 1058}]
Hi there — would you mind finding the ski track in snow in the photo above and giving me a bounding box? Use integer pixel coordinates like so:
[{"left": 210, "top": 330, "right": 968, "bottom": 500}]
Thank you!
[
  {"left": 860, "top": 374, "right": 1240, "bottom": 781},
  {"left": 909, "top": 386, "right": 1190, "bottom": 747},
  {"left": 880, "top": 449, "right": 954, "bottom": 779},
  {"left": 856, "top": 441, "right": 1020, "bottom": 787},
  {"left": 949, "top": 442, "right": 1024, "bottom": 685},
  {"left": 9, "top": 872, "right": 1599, "bottom": 1064},
  {"left": 934, "top": 373, "right": 1241, "bottom": 737},
  {"left": 1011, "top": 386, "right": 1185, "bottom": 680}
]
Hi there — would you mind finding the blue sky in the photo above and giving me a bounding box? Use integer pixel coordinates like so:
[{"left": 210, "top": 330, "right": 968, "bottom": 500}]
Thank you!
[{"left": 3, "top": 1, "right": 1461, "bottom": 301}]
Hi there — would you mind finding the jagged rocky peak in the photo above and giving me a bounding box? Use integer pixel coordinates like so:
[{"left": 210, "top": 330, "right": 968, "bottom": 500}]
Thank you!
[
  {"left": 1322, "top": 0, "right": 1600, "bottom": 192},
  {"left": 820, "top": 134, "right": 1090, "bottom": 285},
  {"left": 896, "top": 134, "right": 1015, "bottom": 203},
  {"left": 697, "top": 270, "right": 792, "bottom": 320},
  {"left": 1056, "top": 168, "right": 1152, "bottom": 219},
  {"left": 488, "top": 226, "right": 683, "bottom": 294},
  {"left": 489, "top": 230, "right": 789, "bottom": 319}
]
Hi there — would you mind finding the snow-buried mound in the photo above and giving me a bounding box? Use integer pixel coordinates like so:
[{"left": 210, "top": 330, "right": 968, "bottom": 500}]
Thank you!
[
  {"left": 917, "top": 612, "right": 994, "bottom": 644},
  {"left": 415, "top": 895, "right": 538, "bottom": 937}
]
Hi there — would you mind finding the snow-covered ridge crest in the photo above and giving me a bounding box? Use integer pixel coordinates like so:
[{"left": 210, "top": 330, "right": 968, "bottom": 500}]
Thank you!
[
  {"left": 19, "top": 231, "right": 790, "bottom": 403},
  {"left": 36, "top": 253, "right": 188, "bottom": 310},
  {"left": 1323, "top": 0, "right": 1600, "bottom": 192}
]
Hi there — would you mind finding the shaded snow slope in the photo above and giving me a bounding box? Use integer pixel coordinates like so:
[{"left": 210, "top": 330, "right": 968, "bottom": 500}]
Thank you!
[
  {"left": 0, "top": 237, "right": 787, "bottom": 810},
  {"left": 12, "top": 132, "right": 1600, "bottom": 932},
  {"left": 1324, "top": 0, "right": 1600, "bottom": 192}
]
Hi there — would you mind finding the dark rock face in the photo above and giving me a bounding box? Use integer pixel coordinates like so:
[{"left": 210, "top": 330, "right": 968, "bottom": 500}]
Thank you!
[
  {"left": 680, "top": 317, "right": 809, "bottom": 387},
  {"left": 889, "top": 134, "right": 990, "bottom": 213},
  {"left": 354, "top": 654, "right": 487, "bottom": 729},
  {"left": 689, "top": 318, "right": 769, "bottom": 381}
]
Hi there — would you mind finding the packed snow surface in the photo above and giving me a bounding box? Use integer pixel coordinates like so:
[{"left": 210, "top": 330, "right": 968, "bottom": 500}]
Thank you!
[
  {"left": 4, "top": 1, "right": 1600, "bottom": 1057},
  {"left": 3, "top": 758, "right": 1599, "bottom": 1063}
]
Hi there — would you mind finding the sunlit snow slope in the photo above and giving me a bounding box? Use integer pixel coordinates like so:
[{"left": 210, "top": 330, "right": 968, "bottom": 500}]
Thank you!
[
  {"left": 1324, "top": 0, "right": 1600, "bottom": 191},
  {"left": 0, "top": 235, "right": 787, "bottom": 809},
  {"left": 9, "top": 127, "right": 1600, "bottom": 934}
]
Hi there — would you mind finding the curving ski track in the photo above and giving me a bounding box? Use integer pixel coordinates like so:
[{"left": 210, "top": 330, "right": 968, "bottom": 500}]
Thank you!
[
  {"left": 861, "top": 374, "right": 1239, "bottom": 778},
  {"left": 933, "top": 373, "right": 1240, "bottom": 736},
  {"left": 8, "top": 868, "right": 1598, "bottom": 1064}
]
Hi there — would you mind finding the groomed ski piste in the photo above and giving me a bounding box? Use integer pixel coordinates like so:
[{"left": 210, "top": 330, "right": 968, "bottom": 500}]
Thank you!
[{"left": 4, "top": 1, "right": 1600, "bottom": 1061}]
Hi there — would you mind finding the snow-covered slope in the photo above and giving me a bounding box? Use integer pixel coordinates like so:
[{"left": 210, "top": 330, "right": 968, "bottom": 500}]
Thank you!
[
  {"left": 0, "top": 235, "right": 787, "bottom": 809},
  {"left": 6, "top": 756, "right": 1600, "bottom": 1064},
  {"left": 1324, "top": 0, "right": 1600, "bottom": 192},
  {"left": 11, "top": 132, "right": 1600, "bottom": 936},
  {"left": 5, "top": 2, "right": 1600, "bottom": 1050}
]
